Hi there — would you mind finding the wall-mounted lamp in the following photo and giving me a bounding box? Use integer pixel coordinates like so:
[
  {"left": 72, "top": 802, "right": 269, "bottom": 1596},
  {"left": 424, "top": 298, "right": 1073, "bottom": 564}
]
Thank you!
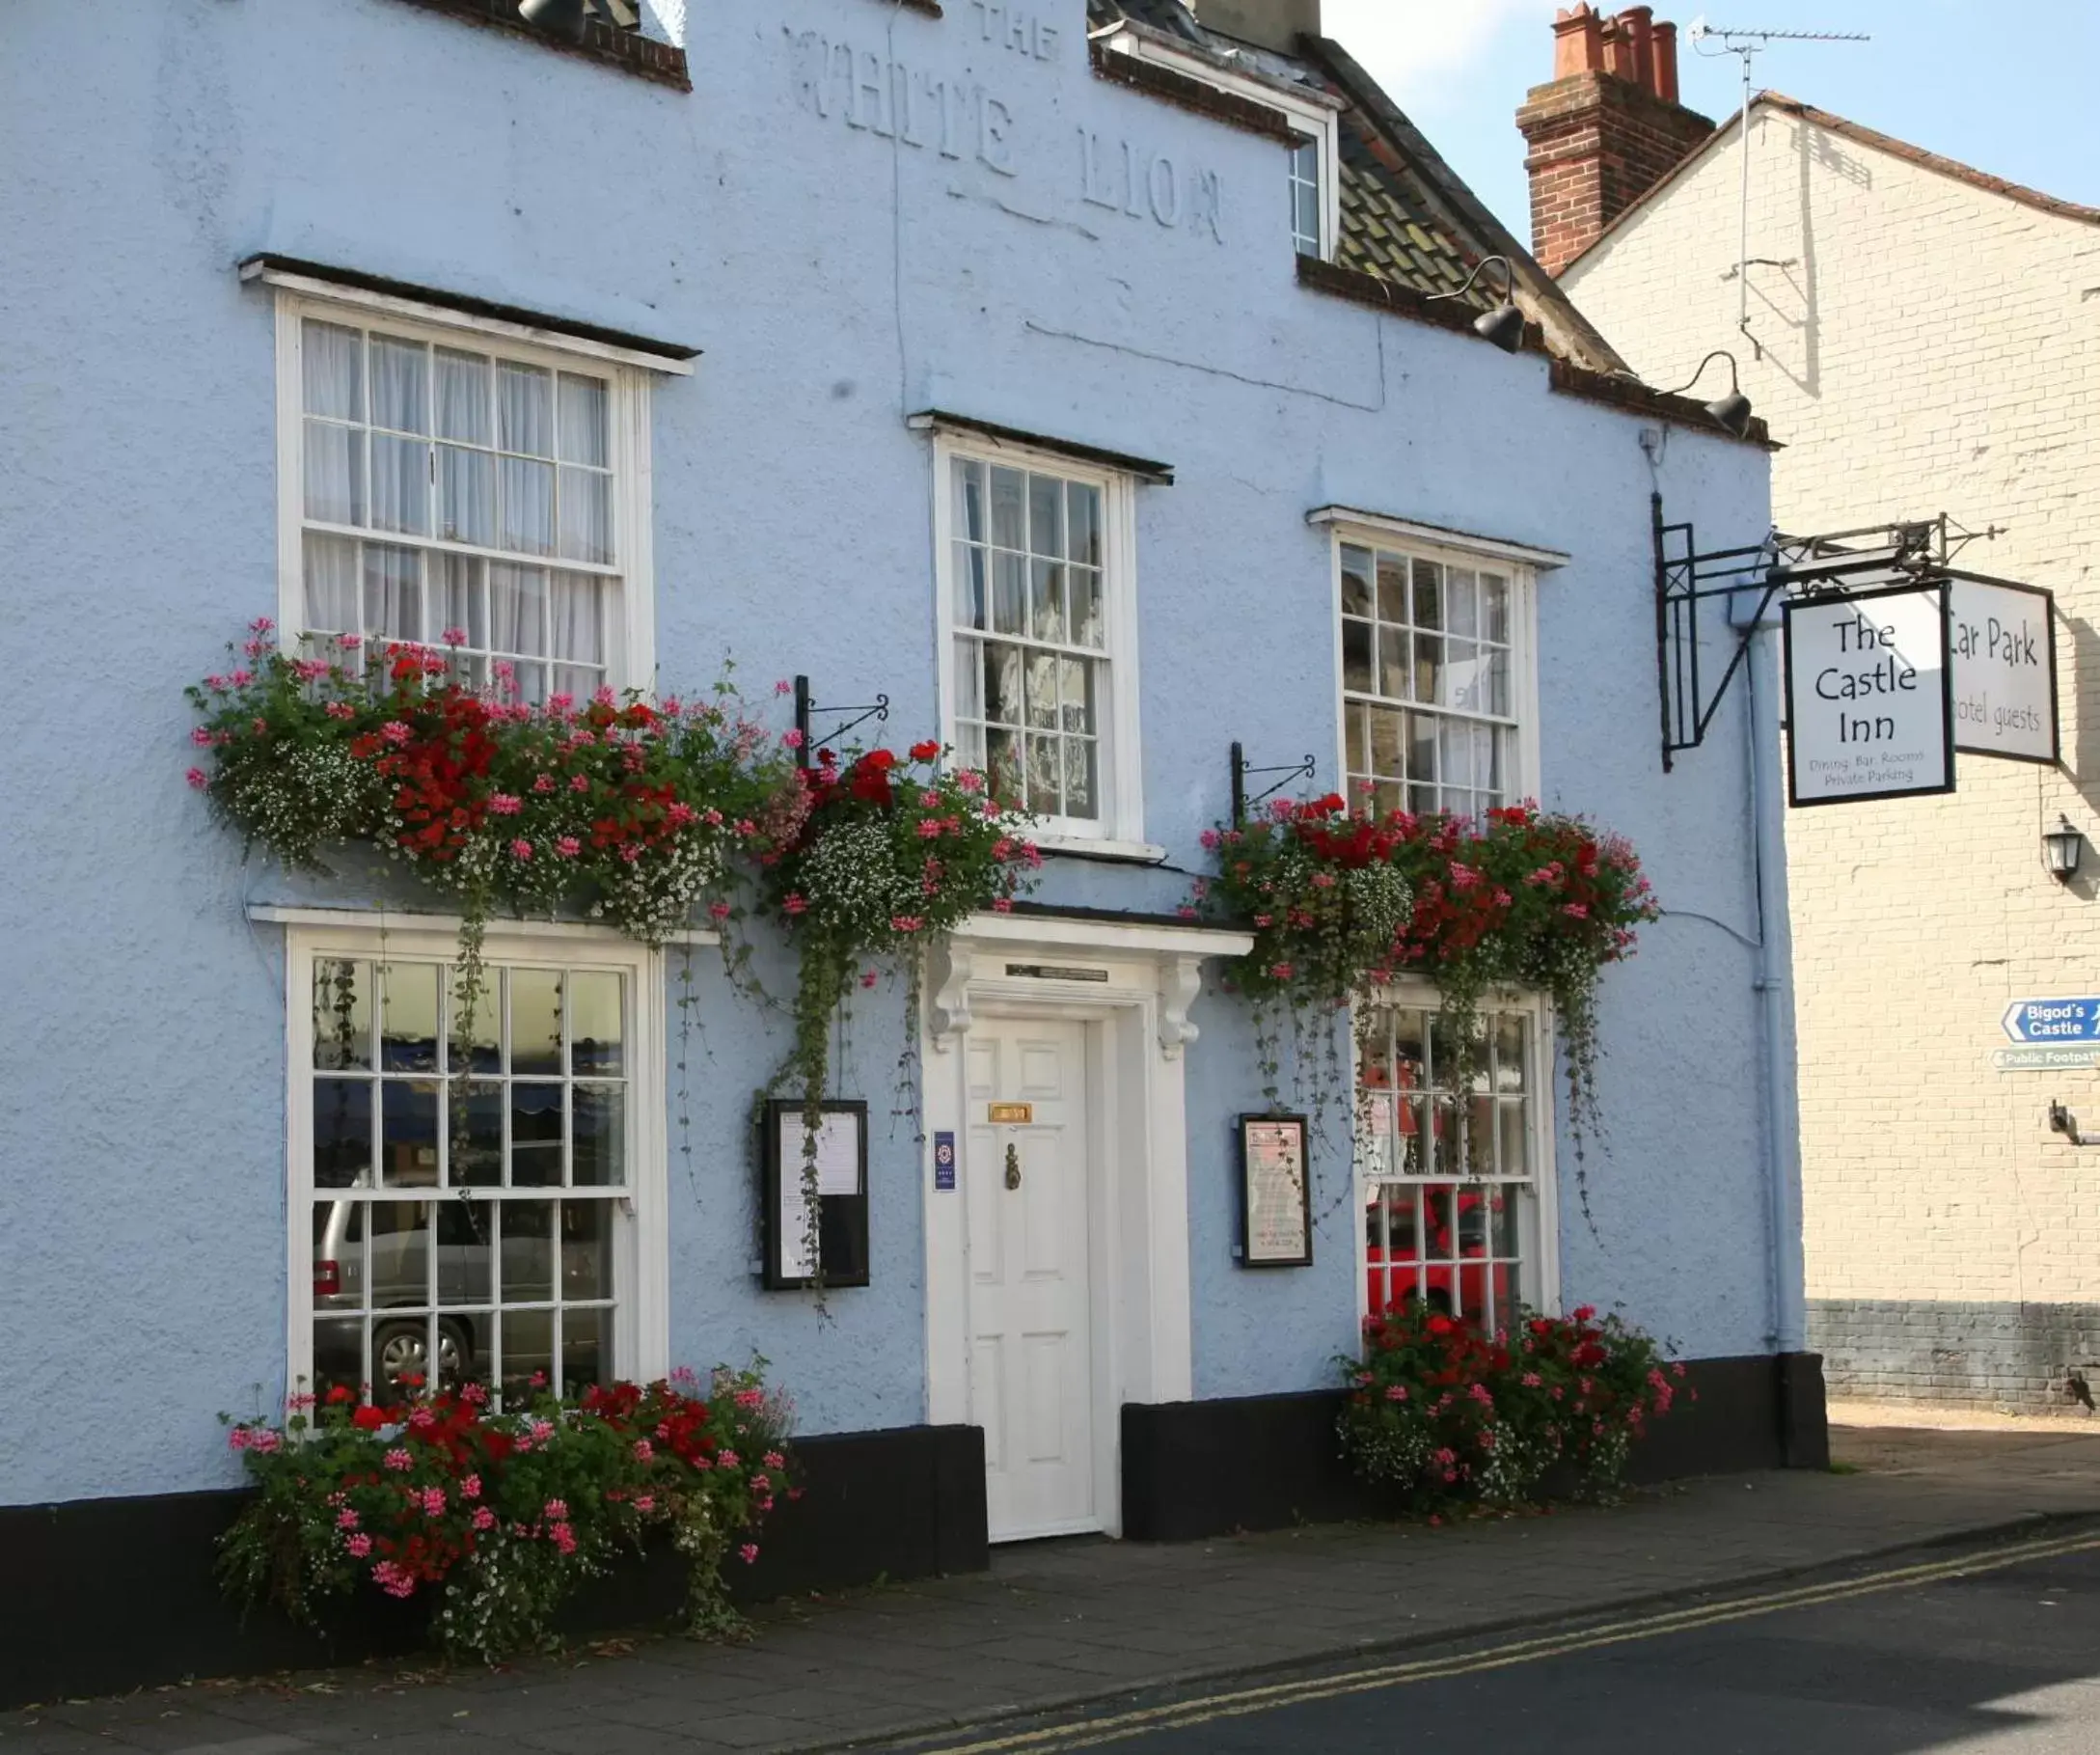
[
  {"left": 518, "top": 0, "right": 588, "bottom": 42},
  {"left": 1426, "top": 257, "right": 1526, "bottom": 354},
  {"left": 1666, "top": 349, "right": 1755, "bottom": 439},
  {"left": 2045, "top": 816, "right": 2087, "bottom": 883}
]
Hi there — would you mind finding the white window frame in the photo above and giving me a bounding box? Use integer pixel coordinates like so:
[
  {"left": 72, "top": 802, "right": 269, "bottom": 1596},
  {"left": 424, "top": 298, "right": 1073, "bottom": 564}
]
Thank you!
[
  {"left": 267, "top": 287, "right": 660, "bottom": 693},
  {"left": 932, "top": 428, "right": 1146, "bottom": 850},
  {"left": 282, "top": 919, "right": 669, "bottom": 1399},
  {"left": 1100, "top": 28, "right": 1343, "bottom": 261},
  {"left": 1323, "top": 516, "right": 1545, "bottom": 817},
  {"left": 1353, "top": 980, "right": 1562, "bottom": 1337}
]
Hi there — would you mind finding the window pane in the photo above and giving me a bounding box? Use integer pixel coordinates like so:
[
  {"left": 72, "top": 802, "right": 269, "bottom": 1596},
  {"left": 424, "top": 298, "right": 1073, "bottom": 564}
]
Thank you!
[
  {"left": 489, "top": 564, "right": 548, "bottom": 657},
  {"left": 434, "top": 348, "right": 491, "bottom": 445},
  {"left": 1482, "top": 574, "right": 1510, "bottom": 644},
  {"left": 500, "top": 1307, "right": 553, "bottom": 1402},
  {"left": 314, "top": 959, "right": 371, "bottom": 1070},
  {"left": 302, "top": 321, "right": 365, "bottom": 421},
  {"left": 436, "top": 1199, "right": 493, "bottom": 1306},
  {"left": 314, "top": 1080, "right": 372, "bottom": 1190},
  {"left": 510, "top": 968, "right": 564, "bottom": 1074},
  {"left": 1059, "top": 656, "right": 1095, "bottom": 735},
  {"left": 1345, "top": 701, "right": 1367, "bottom": 777},
  {"left": 1377, "top": 554, "right": 1410, "bottom": 623},
  {"left": 983, "top": 642, "right": 1021, "bottom": 725},
  {"left": 1446, "top": 569, "right": 1479, "bottom": 639},
  {"left": 369, "top": 433, "right": 429, "bottom": 535},
  {"left": 569, "top": 973, "right": 623, "bottom": 1075},
  {"left": 557, "top": 373, "right": 610, "bottom": 468},
  {"left": 381, "top": 1082, "right": 441, "bottom": 1188},
  {"left": 1378, "top": 627, "right": 1409, "bottom": 701},
  {"left": 954, "top": 541, "right": 987, "bottom": 630},
  {"left": 1444, "top": 638, "right": 1482, "bottom": 711},
  {"left": 986, "top": 726, "right": 1021, "bottom": 797},
  {"left": 562, "top": 1305, "right": 611, "bottom": 1394},
  {"left": 369, "top": 338, "right": 429, "bottom": 435},
  {"left": 1494, "top": 1015, "right": 1528, "bottom": 1092},
  {"left": 990, "top": 466, "right": 1025, "bottom": 549},
  {"left": 304, "top": 419, "right": 366, "bottom": 526},
  {"left": 1412, "top": 558, "right": 1443, "bottom": 629},
  {"left": 1487, "top": 649, "right": 1511, "bottom": 717},
  {"left": 572, "top": 1085, "right": 625, "bottom": 1187},
  {"left": 1068, "top": 482, "right": 1101, "bottom": 568},
  {"left": 363, "top": 543, "right": 423, "bottom": 644},
  {"left": 1336, "top": 546, "right": 1373, "bottom": 618},
  {"left": 1029, "top": 473, "right": 1065, "bottom": 559},
  {"left": 499, "top": 363, "right": 554, "bottom": 457},
  {"left": 455, "top": 1082, "right": 504, "bottom": 1187},
  {"left": 1025, "top": 734, "right": 1063, "bottom": 817},
  {"left": 955, "top": 458, "right": 987, "bottom": 542},
  {"left": 379, "top": 964, "right": 441, "bottom": 1074},
  {"left": 311, "top": 1317, "right": 364, "bottom": 1403},
  {"left": 1370, "top": 706, "right": 1405, "bottom": 780},
  {"left": 1413, "top": 632, "right": 1443, "bottom": 704},
  {"left": 500, "top": 456, "right": 556, "bottom": 556},
  {"left": 1063, "top": 738, "right": 1097, "bottom": 819},
  {"left": 562, "top": 1209, "right": 613, "bottom": 1302},
  {"left": 433, "top": 553, "right": 486, "bottom": 653},
  {"left": 1342, "top": 618, "right": 1373, "bottom": 693},
  {"left": 1071, "top": 565, "right": 1104, "bottom": 649},
  {"left": 368, "top": 1201, "right": 431, "bottom": 1307},
  {"left": 503, "top": 1204, "right": 557, "bottom": 1303},
  {"left": 438, "top": 445, "right": 496, "bottom": 546},
  {"left": 1498, "top": 1103, "right": 1529, "bottom": 1182},
  {"left": 1024, "top": 652, "right": 1059, "bottom": 729},
  {"left": 992, "top": 552, "right": 1025, "bottom": 636},
  {"left": 558, "top": 467, "right": 612, "bottom": 564},
  {"left": 954, "top": 638, "right": 983, "bottom": 724},
  {"left": 303, "top": 533, "right": 361, "bottom": 637},
  {"left": 510, "top": 1083, "right": 564, "bottom": 1187},
  {"left": 1030, "top": 559, "right": 1066, "bottom": 644},
  {"left": 551, "top": 572, "right": 602, "bottom": 670}
]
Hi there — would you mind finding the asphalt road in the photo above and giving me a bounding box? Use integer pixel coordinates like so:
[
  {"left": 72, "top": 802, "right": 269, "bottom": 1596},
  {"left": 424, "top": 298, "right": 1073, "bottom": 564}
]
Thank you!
[{"left": 898, "top": 1531, "right": 2100, "bottom": 1755}]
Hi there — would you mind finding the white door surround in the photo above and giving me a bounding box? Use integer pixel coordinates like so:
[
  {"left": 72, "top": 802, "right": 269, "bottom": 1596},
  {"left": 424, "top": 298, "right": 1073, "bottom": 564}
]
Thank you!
[{"left": 921, "top": 912, "right": 1254, "bottom": 1542}]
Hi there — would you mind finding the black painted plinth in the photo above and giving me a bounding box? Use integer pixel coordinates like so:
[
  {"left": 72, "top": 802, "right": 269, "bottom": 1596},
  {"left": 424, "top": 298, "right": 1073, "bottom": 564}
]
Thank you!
[
  {"left": 1123, "top": 1352, "right": 1830, "bottom": 1542},
  {"left": 0, "top": 1421, "right": 986, "bottom": 1710}
]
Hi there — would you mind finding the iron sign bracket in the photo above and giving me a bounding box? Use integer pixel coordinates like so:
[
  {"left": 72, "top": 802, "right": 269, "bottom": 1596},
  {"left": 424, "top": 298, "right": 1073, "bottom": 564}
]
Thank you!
[
  {"left": 1230, "top": 742, "right": 1317, "bottom": 826},
  {"left": 793, "top": 673, "right": 890, "bottom": 771}
]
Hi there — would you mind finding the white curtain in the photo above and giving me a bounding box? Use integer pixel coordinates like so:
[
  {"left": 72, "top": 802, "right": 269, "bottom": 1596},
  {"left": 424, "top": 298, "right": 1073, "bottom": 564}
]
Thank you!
[
  {"left": 552, "top": 572, "right": 603, "bottom": 698},
  {"left": 368, "top": 339, "right": 428, "bottom": 536},
  {"left": 436, "top": 348, "right": 495, "bottom": 548},
  {"left": 303, "top": 534, "right": 359, "bottom": 638}
]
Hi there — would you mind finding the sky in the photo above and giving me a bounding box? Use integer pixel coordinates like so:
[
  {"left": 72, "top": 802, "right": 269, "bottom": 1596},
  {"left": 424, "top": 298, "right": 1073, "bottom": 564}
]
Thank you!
[{"left": 1322, "top": 0, "right": 2100, "bottom": 247}]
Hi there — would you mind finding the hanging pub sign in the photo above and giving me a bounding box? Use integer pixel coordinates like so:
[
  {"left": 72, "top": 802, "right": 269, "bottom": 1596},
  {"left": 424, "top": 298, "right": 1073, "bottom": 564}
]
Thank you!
[
  {"left": 1235, "top": 1113, "right": 1312, "bottom": 1268},
  {"left": 1949, "top": 576, "right": 2058, "bottom": 763},
  {"left": 1783, "top": 583, "right": 1954, "bottom": 807}
]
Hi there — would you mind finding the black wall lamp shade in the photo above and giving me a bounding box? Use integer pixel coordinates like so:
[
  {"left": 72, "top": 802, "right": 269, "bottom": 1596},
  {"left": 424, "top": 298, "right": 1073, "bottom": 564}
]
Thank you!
[
  {"left": 519, "top": 0, "right": 589, "bottom": 41},
  {"left": 1429, "top": 257, "right": 1526, "bottom": 355},
  {"left": 1667, "top": 350, "right": 1756, "bottom": 439}
]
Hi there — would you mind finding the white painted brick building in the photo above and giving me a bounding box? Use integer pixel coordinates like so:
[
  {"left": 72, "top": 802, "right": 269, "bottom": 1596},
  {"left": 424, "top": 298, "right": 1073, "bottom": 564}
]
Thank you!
[{"left": 1554, "top": 74, "right": 2100, "bottom": 1411}]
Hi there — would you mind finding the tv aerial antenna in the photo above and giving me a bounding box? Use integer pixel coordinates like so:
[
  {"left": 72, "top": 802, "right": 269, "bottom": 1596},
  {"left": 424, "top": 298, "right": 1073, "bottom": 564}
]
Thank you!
[{"left": 1685, "top": 18, "right": 1868, "bottom": 356}]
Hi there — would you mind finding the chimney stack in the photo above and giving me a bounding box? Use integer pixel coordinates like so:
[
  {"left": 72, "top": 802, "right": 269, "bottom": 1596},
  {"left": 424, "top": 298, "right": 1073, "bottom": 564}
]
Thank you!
[
  {"left": 1192, "top": 0, "right": 1322, "bottom": 56},
  {"left": 1516, "top": 6, "right": 1712, "bottom": 274}
]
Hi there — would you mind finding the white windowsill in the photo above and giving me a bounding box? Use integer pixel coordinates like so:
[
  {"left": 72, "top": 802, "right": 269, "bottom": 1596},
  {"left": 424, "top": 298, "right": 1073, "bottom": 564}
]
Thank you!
[
  {"left": 246, "top": 903, "right": 721, "bottom": 947},
  {"left": 1031, "top": 833, "right": 1169, "bottom": 864}
]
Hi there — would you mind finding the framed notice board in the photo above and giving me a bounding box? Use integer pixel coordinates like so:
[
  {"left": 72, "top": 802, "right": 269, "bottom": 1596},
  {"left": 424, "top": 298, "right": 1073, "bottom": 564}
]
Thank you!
[
  {"left": 1236, "top": 1112, "right": 1312, "bottom": 1269},
  {"left": 759, "top": 1099, "right": 870, "bottom": 1291}
]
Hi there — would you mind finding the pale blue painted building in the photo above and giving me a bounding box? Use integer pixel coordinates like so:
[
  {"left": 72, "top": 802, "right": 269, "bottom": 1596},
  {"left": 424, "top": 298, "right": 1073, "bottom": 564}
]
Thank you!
[{"left": 0, "top": 0, "right": 1813, "bottom": 1695}]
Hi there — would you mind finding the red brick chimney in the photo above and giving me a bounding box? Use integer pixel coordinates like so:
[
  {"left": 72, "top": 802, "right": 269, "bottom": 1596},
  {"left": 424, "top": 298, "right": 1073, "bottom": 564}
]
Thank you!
[{"left": 1516, "top": 6, "right": 1714, "bottom": 274}]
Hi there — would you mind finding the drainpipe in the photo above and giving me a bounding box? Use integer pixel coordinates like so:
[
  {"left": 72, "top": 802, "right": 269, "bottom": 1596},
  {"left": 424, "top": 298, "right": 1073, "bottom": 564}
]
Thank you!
[{"left": 1733, "top": 586, "right": 1821, "bottom": 1464}]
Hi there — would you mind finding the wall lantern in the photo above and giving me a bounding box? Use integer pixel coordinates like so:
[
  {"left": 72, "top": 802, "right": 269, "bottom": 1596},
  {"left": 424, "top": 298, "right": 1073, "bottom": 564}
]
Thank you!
[
  {"left": 1427, "top": 257, "right": 1526, "bottom": 354},
  {"left": 518, "top": 0, "right": 588, "bottom": 42},
  {"left": 1666, "top": 349, "right": 1756, "bottom": 439},
  {"left": 2044, "top": 816, "right": 2087, "bottom": 884}
]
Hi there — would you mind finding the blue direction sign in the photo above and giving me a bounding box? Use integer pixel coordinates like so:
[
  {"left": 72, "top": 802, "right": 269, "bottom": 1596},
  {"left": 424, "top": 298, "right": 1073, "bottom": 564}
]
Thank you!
[
  {"left": 933, "top": 1131, "right": 957, "bottom": 1192},
  {"left": 2002, "top": 999, "right": 2100, "bottom": 1043}
]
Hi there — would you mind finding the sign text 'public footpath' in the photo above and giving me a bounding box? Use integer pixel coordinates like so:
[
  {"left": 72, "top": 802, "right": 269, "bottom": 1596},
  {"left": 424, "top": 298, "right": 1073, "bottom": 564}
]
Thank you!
[
  {"left": 1950, "top": 576, "right": 2058, "bottom": 763},
  {"left": 1783, "top": 584, "right": 1954, "bottom": 807},
  {"left": 1993, "top": 999, "right": 2100, "bottom": 1071}
]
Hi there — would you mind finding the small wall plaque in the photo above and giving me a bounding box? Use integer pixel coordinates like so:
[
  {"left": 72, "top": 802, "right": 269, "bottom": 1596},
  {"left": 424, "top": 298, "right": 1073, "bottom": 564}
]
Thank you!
[
  {"left": 759, "top": 1099, "right": 870, "bottom": 1291},
  {"left": 1236, "top": 1113, "right": 1312, "bottom": 1269},
  {"left": 933, "top": 1131, "right": 957, "bottom": 1192},
  {"left": 988, "top": 1102, "right": 1033, "bottom": 1124}
]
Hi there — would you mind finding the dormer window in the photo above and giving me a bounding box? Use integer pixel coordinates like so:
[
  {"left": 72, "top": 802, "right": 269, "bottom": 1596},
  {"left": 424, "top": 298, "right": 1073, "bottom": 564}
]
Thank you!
[{"left": 1100, "top": 29, "right": 1341, "bottom": 261}]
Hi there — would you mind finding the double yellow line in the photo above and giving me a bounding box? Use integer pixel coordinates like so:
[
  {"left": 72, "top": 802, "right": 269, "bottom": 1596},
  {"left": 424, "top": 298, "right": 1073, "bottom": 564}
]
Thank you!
[{"left": 907, "top": 1527, "right": 2100, "bottom": 1753}]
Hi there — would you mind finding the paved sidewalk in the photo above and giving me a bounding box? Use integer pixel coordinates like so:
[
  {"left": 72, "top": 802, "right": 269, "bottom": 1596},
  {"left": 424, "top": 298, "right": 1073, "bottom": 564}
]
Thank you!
[{"left": 8, "top": 1424, "right": 2100, "bottom": 1755}]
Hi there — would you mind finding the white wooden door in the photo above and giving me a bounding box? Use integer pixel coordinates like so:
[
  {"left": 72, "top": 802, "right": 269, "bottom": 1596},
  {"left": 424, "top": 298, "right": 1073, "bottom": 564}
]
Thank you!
[{"left": 966, "top": 1019, "right": 1096, "bottom": 1541}]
